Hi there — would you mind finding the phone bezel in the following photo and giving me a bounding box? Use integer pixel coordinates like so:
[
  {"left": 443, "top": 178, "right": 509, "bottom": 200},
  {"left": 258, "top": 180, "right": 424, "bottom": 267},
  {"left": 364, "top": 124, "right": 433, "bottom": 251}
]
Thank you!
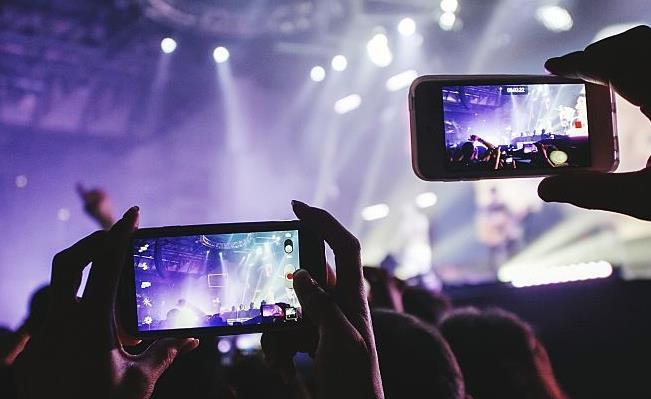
[
  {"left": 119, "top": 220, "right": 326, "bottom": 338},
  {"left": 409, "top": 75, "right": 618, "bottom": 181}
]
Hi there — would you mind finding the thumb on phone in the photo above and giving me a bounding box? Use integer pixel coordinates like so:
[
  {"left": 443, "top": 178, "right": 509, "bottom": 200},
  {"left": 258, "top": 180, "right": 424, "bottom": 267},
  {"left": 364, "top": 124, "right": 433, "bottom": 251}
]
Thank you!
[{"left": 293, "top": 269, "right": 349, "bottom": 331}]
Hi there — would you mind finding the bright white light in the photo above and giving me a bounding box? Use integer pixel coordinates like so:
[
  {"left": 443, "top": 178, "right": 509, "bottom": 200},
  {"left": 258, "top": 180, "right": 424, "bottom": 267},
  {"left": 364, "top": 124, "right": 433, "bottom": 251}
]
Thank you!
[
  {"left": 310, "top": 65, "right": 326, "bottom": 82},
  {"left": 213, "top": 46, "right": 230, "bottom": 63},
  {"left": 361, "top": 203, "right": 390, "bottom": 221},
  {"left": 334, "top": 94, "right": 362, "bottom": 114},
  {"left": 386, "top": 69, "right": 418, "bottom": 92},
  {"left": 440, "top": 0, "right": 458, "bottom": 13},
  {"left": 415, "top": 192, "right": 438, "bottom": 208},
  {"left": 217, "top": 339, "right": 232, "bottom": 354},
  {"left": 439, "top": 12, "right": 456, "bottom": 31},
  {"left": 138, "top": 244, "right": 149, "bottom": 253},
  {"left": 499, "top": 261, "right": 613, "bottom": 287},
  {"left": 331, "top": 55, "right": 348, "bottom": 71},
  {"left": 398, "top": 18, "right": 416, "bottom": 36},
  {"left": 160, "top": 37, "right": 177, "bottom": 54},
  {"left": 366, "top": 33, "right": 393, "bottom": 67},
  {"left": 536, "top": 5, "right": 573, "bottom": 32},
  {"left": 138, "top": 262, "right": 149, "bottom": 271},
  {"left": 140, "top": 281, "right": 152, "bottom": 289},
  {"left": 15, "top": 175, "right": 28, "bottom": 188},
  {"left": 143, "top": 316, "right": 153, "bottom": 325},
  {"left": 57, "top": 208, "right": 71, "bottom": 222}
]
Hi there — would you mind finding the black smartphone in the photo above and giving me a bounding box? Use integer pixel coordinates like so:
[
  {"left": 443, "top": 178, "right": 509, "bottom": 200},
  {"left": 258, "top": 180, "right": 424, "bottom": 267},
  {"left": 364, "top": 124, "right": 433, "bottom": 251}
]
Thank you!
[
  {"left": 409, "top": 75, "right": 619, "bottom": 181},
  {"left": 120, "top": 220, "right": 326, "bottom": 338}
]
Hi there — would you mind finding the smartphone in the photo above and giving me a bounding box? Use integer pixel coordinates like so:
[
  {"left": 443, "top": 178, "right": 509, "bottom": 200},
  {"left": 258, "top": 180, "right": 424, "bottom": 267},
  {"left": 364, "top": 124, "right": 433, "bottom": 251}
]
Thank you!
[
  {"left": 120, "top": 220, "right": 326, "bottom": 338},
  {"left": 409, "top": 75, "right": 618, "bottom": 181}
]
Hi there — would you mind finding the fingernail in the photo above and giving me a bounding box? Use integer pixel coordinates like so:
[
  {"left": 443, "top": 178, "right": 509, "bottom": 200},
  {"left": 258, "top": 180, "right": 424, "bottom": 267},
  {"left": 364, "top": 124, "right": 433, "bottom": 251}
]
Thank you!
[
  {"left": 123, "top": 206, "right": 139, "bottom": 218},
  {"left": 180, "top": 338, "right": 200, "bottom": 354},
  {"left": 292, "top": 200, "right": 310, "bottom": 216}
]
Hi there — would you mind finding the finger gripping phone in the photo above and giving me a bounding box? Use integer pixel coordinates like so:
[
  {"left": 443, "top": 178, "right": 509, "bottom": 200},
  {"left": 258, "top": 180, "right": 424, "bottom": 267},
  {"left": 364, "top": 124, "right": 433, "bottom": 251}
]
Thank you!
[
  {"left": 409, "top": 75, "right": 618, "bottom": 181},
  {"left": 120, "top": 220, "right": 326, "bottom": 338}
]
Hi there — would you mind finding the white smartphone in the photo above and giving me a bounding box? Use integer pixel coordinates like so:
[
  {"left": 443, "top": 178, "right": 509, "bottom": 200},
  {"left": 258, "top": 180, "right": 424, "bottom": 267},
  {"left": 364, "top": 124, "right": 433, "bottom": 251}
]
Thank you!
[{"left": 409, "top": 75, "right": 618, "bottom": 181}]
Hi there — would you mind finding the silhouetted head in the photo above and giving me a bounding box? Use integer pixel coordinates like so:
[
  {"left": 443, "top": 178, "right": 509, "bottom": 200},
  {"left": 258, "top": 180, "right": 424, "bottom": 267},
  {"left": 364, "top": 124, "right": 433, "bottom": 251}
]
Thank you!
[
  {"left": 459, "top": 142, "right": 476, "bottom": 161},
  {"left": 440, "top": 307, "right": 567, "bottom": 399},
  {"left": 166, "top": 309, "right": 180, "bottom": 323},
  {"left": 402, "top": 287, "right": 451, "bottom": 326},
  {"left": 23, "top": 285, "right": 50, "bottom": 333},
  {"left": 372, "top": 309, "right": 465, "bottom": 399}
]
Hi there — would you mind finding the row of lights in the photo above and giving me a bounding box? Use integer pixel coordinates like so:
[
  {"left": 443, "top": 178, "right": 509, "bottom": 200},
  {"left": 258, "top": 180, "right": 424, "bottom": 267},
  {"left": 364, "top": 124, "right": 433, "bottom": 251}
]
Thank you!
[
  {"left": 361, "top": 192, "right": 438, "bottom": 222},
  {"left": 499, "top": 261, "right": 612, "bottom": 288},
  {"left": 161, "top": 37, "right": 231, "bottom": 64}
]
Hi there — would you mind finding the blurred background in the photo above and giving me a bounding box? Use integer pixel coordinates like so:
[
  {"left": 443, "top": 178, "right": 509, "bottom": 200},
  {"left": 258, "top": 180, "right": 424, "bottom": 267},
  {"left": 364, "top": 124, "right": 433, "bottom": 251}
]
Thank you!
[{"left": 1, "top": 0, "right": 651, "bottom": 328}]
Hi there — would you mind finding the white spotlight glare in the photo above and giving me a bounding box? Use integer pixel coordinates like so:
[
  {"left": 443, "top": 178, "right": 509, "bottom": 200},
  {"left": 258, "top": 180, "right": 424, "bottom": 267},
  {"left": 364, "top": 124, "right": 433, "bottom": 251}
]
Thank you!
[
  {"left": 499, "top": 261, "right": 613, "bottom": 287},
  {"left": 160, "top": 37, "right": 177, "bottom": 54},
  {"left": 536, "top": 6, "right": 573, "bottom": 32},
  {"left": 415, "top": 192, "right": 438, "bottom": 208},
  {"left": 366, "top": 33, "right": 393, "bottom": 67},
  {"left": 57, "top": 208, "right": 71, "bottom": 222},
  {"left": 331, "top": 55, "right": 348, "bottom": 71},
  {"left": 439, "top": 12, "right": 456, "bottom": 31},
  {"left": 398, "top": 17, "right": 416, "bottom": 37},
  {"left": 440, "top": 0, "right": 459, "bottom": 13},
  {"left": 15, "top": 175, "right": 28, "bottom": 188},
  {"left": 361, "top": 204, "right": 390, "bottom": 221},
  {"left": 386, "top": 69, "right": 418, "bottom": 92},
  {"left": 213, "top": 46, "right": 230, "bottom": 63},
  {"left": 310, "top": 65, "right": 326, "bottom": 82},
  {"left": 334, "top": 94, "right": 362, "bottom": 114}
]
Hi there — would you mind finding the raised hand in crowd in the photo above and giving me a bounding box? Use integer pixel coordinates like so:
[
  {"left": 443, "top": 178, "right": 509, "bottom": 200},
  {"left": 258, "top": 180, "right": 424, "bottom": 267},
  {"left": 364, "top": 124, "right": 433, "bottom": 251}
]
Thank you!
[
  {"left": 262, "top": 200, "right": 385, "bottom": 399},
  {"left": 14, "top": 207, "right": 199, "bottom": 399},
  {"left": 538, "top": 25, "right": 651, "bottom": 219},
  {"left": 77, "top": 183, "right": 116, "bottom": 230}
]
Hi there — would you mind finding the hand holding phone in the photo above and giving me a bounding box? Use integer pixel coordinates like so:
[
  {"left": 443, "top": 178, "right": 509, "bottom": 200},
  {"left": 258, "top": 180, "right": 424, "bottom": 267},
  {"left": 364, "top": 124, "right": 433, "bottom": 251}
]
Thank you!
[
  {"left": 15, "top": 207, "right": 199, "bottom": 399},
  {"left": 409, "top": 75, "right": 618, "bottom": 181},
  {"left": 538, "top": 25, "right": 651, "bottom": 221},
  {"left": 262, "top": 201, "right": 385, "bottom": 399}
]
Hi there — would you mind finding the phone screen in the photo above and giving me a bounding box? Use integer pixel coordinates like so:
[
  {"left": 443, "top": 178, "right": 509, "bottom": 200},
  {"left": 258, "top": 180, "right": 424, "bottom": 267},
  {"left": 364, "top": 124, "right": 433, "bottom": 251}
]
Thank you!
[
  {"left": 442, "top": 83, "right": 590, "bottom": 171},
  {"left": 132, "top": 229, "right": 301, "bottom": 332}
]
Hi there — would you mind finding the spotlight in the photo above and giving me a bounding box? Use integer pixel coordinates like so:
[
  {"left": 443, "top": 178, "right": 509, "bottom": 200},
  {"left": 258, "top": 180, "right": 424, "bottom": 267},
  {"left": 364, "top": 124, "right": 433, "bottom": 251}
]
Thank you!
[
  {"left": 439, "top": 12, "right": 456, "bottom": 31},
  {"left": 310, "top": 65, "right": 326, "bottom": 82},
  {"left": 415, "top": 192, "right": 438, "bottom": 208},
  {"left": 397, "top": 17, "right": 416, "bottom": 37},
  {"left": 501, "top": 261, "right": 613, "bottom": 287},
  {"left": 334, "top": 94, "right": 362, "bottom": 114},
  {"left": 140, "top": 281, "right": 152, "bottom": 289},
  {"left": 331, "top": 55, "right": 348, "bottom": 71},
  {"left": 366, "top": 33, "right": 393, "bottom": 67},
  {"left": 160, "top": 37, "right": 177, "bottom": 54},
  {"left": 213, "top": 46, "right": 230, "bottom": 63},
  {"left": 57, "top": 208, "right": 71, "bottom": 222},
  {"left": 361, "top": 203, "right": 390, "bottom": 221},
  {"left": 440, "top": 0, "right": 459, "bottom": 13},
  {"left": 218, "top": 339, "right": 233, "bottom": 354},
  {"left": 536, "top": 5, "right": 573, "bottom": 32},
  {"left": 15, "top": 175, "right": 28, "bottom": 188},
  {"left": 386, "top": 70, "right": 418, "bottom": 92}
]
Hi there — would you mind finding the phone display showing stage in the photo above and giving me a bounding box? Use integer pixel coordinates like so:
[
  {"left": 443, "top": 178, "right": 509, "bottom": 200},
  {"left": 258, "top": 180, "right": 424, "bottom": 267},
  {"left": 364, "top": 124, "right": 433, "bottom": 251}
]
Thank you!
[
  {"left": 443, "top": 83, "right": 590, "bottom": 172},
  {"left": 132, "top": 229, "right": 302, "bottom": 332}
]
